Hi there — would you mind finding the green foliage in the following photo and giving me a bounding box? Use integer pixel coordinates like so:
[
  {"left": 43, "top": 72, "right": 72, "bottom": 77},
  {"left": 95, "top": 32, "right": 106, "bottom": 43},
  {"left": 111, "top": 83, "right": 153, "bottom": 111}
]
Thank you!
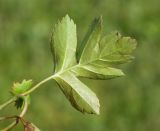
[
  {"left": 72, "top": 65, "right": 124, "bottom": 79},
  {"left": 54, "top": 71, "right": 100, "bottom": 114},
  {"left": 11, "top": 80, "right": 33, "bottom": 95},
  {"left": 0, "top": 14, "right": 137, "bottom": 131},
  {"left": 0, "top": 0, "right": 159, "bottom": 130},
  {"left": 76, "top": 16, "right": 102, "bottom": 62},
  {"left": 14, "top": 97, "right": 24, "bottom": 109},
  {"left": 14, "top": 95, "right": 30, "bottom": 109},
  {"left": 51, "top": 15, "right": 137, "bottom": 114},
  {"left": 11, "top": 80, "right": 32, "bottom": 113},
  {"left": 51, "top": 15, "right": 77, "bottom": 73}
]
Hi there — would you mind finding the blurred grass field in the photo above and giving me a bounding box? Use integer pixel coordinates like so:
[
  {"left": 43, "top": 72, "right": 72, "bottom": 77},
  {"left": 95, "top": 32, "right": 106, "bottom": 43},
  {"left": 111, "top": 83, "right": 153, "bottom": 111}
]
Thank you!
[{"left": 0, "top": 0, "right": 160, "bottom": 130}]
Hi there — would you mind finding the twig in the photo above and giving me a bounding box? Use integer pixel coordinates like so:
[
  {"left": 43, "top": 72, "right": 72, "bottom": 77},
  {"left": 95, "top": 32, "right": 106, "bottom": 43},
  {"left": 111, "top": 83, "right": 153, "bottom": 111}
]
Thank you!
[
  {"left": 1, "top": 97, "right": 29, "bottom": 131},
  {"left": 0, "top": 97, "right": 16, "bottom": 111}
]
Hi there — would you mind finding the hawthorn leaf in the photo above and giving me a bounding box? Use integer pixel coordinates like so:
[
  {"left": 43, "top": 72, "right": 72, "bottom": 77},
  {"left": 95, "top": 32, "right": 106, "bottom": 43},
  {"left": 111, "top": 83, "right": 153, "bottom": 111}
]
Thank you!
[
  {"left": 77, "top": 16, "right": 102, "bottom": 64},
  {"left": 51, "top": 14, "right": 77, "bottom": 73},
  {"left": 71, "top": 64, "right": 124, "bottom": 79},
  {"left": 99, "top": 31, "right": 137, "bottom": 65},
  {"left": 75, "top": 29, "right": 136, "bottom": 80},
  {"left": 50, "top": 15, "right": 137, "bottom": 115},
  {"left": 54, "top": 71, "right": 100, "bottom": 114},
  {"left": 99, "top": 31, "right": 121, "bottom": 51},
  {"left": 77, "top": 30, "right": 136, "bottom": 67}
]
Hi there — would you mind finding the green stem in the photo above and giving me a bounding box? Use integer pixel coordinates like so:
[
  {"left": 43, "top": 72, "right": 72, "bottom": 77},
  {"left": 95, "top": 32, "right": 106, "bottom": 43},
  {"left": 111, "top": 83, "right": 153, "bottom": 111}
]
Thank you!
[
  {"left": 0, "top": 97, "right": 16, "bottom": 111},
  {"left": 0, "top": 75, "right": 56, "bottom": 130},
  {"left": 0, "top": 116, "right": 17, "bottom": 121},
  {"left": 21, "top": 75, "right": 55, "bottom": 96},
  {"left": 1, "top": 97, "right": 29, "bottom": 131},
  {"left": 0, "top": 74, "right": 55, "bottom": 112},
  {"left": 21, "top": 64, "right": 81, "bottom": 96}
]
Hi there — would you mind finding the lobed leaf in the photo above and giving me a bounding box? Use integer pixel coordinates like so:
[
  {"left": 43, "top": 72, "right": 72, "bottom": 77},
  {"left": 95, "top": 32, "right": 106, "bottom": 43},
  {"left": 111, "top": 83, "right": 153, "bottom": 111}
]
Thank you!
[
  {"left": 99, "top": 31, "right": 137, "bottom": 65},
  {"left": 51, "top": 14, "right": 77, "bottom": 73},
  {"left": 50, "top": 15, "right": 137, "bottom": 115},
  {"left": 77, "top": 17, "right": 102, "bottom": 63},
  {"left": 71, "top": 64, "right": 124, "bottom": 79},
  {"left": 77, "top": 16, "right": 102, "bottom": 64},
  {"left": 54, "top": 71, "right": 100, "bottom": 114}
]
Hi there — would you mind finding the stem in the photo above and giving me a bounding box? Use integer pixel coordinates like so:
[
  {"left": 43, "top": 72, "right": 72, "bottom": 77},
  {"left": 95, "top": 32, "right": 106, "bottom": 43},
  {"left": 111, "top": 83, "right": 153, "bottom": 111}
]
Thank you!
[
  {"left": 0, "top": 75, "right": 54, "bottom": 111},
  {"left": 21, "top": 75, "right": 55, "bottom": 96},
  {"left": 22, "top": 64, "right": 81, "bottom": 96},
  {"left": 19, "top": 98, "right": 28, "bottom": 117},
  {"left": 0, "top": 97, "right": 16, "bottom": 111},
  {"left": 0, "top": 74, "right": 55, "bottom": 112},
  {"left": 0, "top": 116, "right": 17, "bottom": 121},
  {"left": 1, "top": 121, "right": 17, "bottom": 131},
  {"left": 1, "top": 97, "right": 29, "bottom": 131},
  {"left": 0, "top": 74, "right": 56, "bottom": 130}
]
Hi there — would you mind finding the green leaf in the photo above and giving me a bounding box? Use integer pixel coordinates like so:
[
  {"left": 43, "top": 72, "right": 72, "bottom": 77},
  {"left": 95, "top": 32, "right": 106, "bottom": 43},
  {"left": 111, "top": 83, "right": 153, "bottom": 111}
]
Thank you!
[
  {"left": 50, "top": 15, "right": 137, "bottom": 115},
  {"left": 77, "top": 16, "right": 102, "bottom": 64},
  {"left": 71, "top": 64, "right": 124, "bottom": 79},
  {"left": 99, "top": 31, "right": 137, "bottom": 65},
  {"left": 75, "top": 31, "right": 137, "bottom": 83},
  {"left": 14, "top": 95, "right": 30, "bottom": 109},
  {"left": 54, "top": 71, "right": 100, "bottom": 114},
  {"left": 11, "top": 80, "right": 33, "bottom": 95},
  {"left": 78, "top": 30, "right": 136, "bottom": 66},
  {"left": 51, "top": 14, "right": 77, "bottom": 73},
  {"left": 14, "top": 97, "right": 24, "bottom": 109}
]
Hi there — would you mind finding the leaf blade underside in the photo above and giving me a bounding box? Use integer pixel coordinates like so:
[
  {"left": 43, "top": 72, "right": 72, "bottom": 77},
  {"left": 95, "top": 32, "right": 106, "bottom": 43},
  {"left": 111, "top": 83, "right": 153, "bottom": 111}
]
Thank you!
[
  {"left": 77, "top": 16, "right": 102, "bottom": 64},
  {"left": 99, "top": 31, "right": 137, "bottom": 65},
  {"left": 54, "top": 71, "right": 100, "bottom": 114},
  {"left": 51, "top": 14, "right": 77, "bottom": 73},
  {"left": 50, "top": 15, "right": 137, "bottom": 115},
  {"left": 71, "top": 64, "right": 124, "bottom": 79}
]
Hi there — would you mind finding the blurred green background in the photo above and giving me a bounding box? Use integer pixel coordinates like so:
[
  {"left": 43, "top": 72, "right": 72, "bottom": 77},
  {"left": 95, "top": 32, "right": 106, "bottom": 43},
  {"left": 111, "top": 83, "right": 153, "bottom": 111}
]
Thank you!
[{"left": 0, "top": 0, "right": 160, "bottom": 130}]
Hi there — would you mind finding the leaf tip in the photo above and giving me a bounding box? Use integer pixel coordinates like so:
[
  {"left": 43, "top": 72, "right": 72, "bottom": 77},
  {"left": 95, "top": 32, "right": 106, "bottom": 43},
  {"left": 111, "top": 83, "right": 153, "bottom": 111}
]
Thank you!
[
  {"left": 94, "top": 15, "right": 103, "bottom": 29},
  {"left": 94, "top": 105, "right": 100, "bottom": 115},
  {"left": 92, "top": 96, "right": 100, "bottom": 115},
  {"left": 120, "top": 71, "right": 125, "bottom": 76}
]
